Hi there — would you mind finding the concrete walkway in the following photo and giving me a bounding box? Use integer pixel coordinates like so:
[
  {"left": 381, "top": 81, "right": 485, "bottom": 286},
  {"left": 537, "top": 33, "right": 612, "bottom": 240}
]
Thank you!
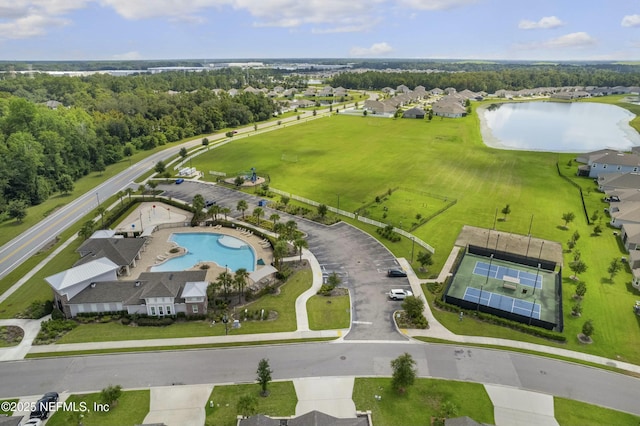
[
  {"left": 0, "top": 316, "right": 50, "bottom": 361},
  {"left": 143, "top": 384, "right": 213, "bottom": 426},
  {"left": 293, "top": 377, "right": 356, "bottom": 418},
  {"left": 485, "top": 384, "right": 559, "bottom": 426}
]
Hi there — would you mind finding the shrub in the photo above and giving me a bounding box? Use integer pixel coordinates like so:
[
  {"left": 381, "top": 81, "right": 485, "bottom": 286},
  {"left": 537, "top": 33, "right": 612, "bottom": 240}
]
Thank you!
[
  {"left": 51, "top": 307, "right": 64, "bottom": 320},
  {"left": 376, "top": 225, "right": 401, "bottom": 242},
  {"left": 135, "top": 317, "right": 174, "bottom": 327}
]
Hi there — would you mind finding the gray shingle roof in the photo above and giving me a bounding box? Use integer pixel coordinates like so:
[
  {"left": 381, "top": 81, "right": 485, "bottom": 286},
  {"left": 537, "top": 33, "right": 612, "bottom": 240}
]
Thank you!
[
  {"left": 76, "top": 238, "right": 146, "bottom": 267},
  {"left": 138, "top": 271, "right": 207, "bottom": 300},
  {"left": 69, "top": 280, "right": 145, "bottom": 304}
]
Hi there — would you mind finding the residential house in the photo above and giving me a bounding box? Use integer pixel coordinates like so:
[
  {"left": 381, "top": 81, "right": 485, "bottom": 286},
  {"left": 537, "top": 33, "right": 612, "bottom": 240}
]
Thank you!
[
  {"left": 363, "top": 99, "right": 396, "bottom": 115},
  {"left": 402, "top": 107, "right": 426, "bottom": 119},
  {"left": 629, "top": 250, "right": 640, "bottom": 289},
  {"left": 444, "top": 87, "right": 457, "bottom": 95},
  {"left": 621, "top": 223, "right": 640, "bottom": 251},
  {"left": 396, "top": 84, "right": 411, "bottom": 94},
  {"left": 576, "top": 150, "right": 640, "bottom": 178},
  {"left": 598, "top": 173, "right": 640, "bottom": 192},
  {"left": 239, "top": 410, "right": 370, "bottom": 426},
  {"left": 430, "top": 88, "right": 444, "bottom": 96},
  {"left": 432, "top": 99, "right": 466, "bottom": 118},
  {"left": 608, "top": 201, "right": 640, "bottom": 228}
]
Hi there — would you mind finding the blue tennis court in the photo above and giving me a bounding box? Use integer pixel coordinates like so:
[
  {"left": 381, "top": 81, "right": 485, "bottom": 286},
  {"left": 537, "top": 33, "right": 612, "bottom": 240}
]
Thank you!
[
  {"left": 462, "top": 287, "right": 541, "bottom": 319},
  {"left": 473, "top": 261, "right": 542, "bottom": 289}
]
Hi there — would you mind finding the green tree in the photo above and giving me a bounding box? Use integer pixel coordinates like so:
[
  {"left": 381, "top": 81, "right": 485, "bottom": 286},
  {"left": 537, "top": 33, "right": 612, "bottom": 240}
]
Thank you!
[
  {"left": 569, "top": 260, "right": 587, "bottom": 280},
  {"left": 100, "top": 384, "right": 122, "bottom": 407},
  {"left": 269, "top": 213, "right": 280, "bottom": 227},
  {"left": 562, "top": 212, "right": 576, "bottom": 228},
  {"left": 116, "top": 190, "right": 125, "bottom": 207},
  {"left": 179, "top": 147, "right": 188, "bottom": 158},
  {"left": 256, "top": 358, "right": 273, "bottom": 397},
  {"left": 253, "top": 207, "right": 264, "bottom": 226},
  {"left": 571, "top": 302, "right": 582, "bottom": 316},
  {"left": 281, "top": 195, "right": 290, "bottom": 206},
  {"left": 202, "top": 137, "right": 209, "bottom": 147},
  {"left": 317, "top": 203, "right": 328, "bottom": 218},
  {"left": 7, "top": 199, "right": 28, "bottom": 223},
  {"left": 154, "top": 160, "right": 166, "bottom": 174},
  {"left": 192, "top": 194, "right": 205, "bottom": 223},
  {"left": 294, "top": 237, "right": 308, "bottom": 261},
  {"left": 58, "top": 174, "right": 74, "bottom": 195},
  {"left": 96, "top": 206, "right": 107, "bottom": 229},
  {"left": 237, "top": 199, "right": 248, "bottom": 219},
  {"left": 236, "top": 394, "right": 258, "bottom": 418},
  {"left": 593, "top": 224, "right": 602, "bottom": 236},
  {"left": 575, "top": 281, "right": 587, "bottom": 298},
  {"left": 125, "top": 187, "right": 135, "bottom": 201},
  {"left": 572, "top": 231, "right": 580, "bottom": 243},
  {"left": 221, "top": 207, "right": 231, "bottom": 221},
  {"left": 78, "top": 220, "right": 95, "bottom": 240},
  {"left": 402, "top": 296, "right": 424, "bottom": 320},
  {"left": 234, "top": 176, "right": 245, "bottom": 187},
  {"left": 416, "top": 251, "right": 433, "bottom": 270},
  {"left": 391, "top": 352, "right": 417, "bottom": 394},
  {"left": 501, "top": 204, "right": 511, "bottom": 220},
  {"left": 216, "top": 270, "right": 233, "bottom": 302},
  {"left": 273, "top": 240, "right": 289, "bottom": 269},
  {"left": 234, "top": 268, "right": 250, "bottom": 303},
  {"left": 208, "top": 204, "right": 221, "bottom": 221},
  {"left": 607, "top": 258, "right": 622, "bottom": 281},
  {"left": 94, "top": 157, "right": 106, "bottom": 175},
  {"left": 590, "top": 210, "right": 600, "bottom": 223},
  {"left": 582, "top": 319, "right": 594, "bottom": 338}
]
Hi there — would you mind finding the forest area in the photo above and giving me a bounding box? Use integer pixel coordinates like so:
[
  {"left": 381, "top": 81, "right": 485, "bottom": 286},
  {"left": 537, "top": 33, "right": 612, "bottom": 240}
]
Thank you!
[{"left": 0, "top": 62, "right": 639, "bottom": 222}]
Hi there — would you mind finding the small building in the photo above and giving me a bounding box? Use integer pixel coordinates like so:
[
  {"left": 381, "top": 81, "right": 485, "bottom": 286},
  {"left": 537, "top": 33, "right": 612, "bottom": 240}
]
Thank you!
[
  {"left": 75, "top": 237, "right": 146, "bottom": 276},
  {"left": 402, "top": 107, "right": 426, "bottom": 119},
  {"left": 432, "top": 101, "right": 466, "bottom": 118},
  {"left": 577, "top": 150, "right": 640, "bottom": 178}
]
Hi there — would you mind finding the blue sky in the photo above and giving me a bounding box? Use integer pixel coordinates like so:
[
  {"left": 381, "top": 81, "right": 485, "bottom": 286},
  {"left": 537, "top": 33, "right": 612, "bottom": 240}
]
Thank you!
[{"left": 1, "top": 0, "right": 639, "bottom": 61}]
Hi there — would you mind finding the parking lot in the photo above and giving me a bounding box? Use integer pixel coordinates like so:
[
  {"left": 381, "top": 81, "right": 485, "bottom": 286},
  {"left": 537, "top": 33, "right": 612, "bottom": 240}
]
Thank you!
[{"left": 158, "top": 180, "right": 412, "bottom": 341}]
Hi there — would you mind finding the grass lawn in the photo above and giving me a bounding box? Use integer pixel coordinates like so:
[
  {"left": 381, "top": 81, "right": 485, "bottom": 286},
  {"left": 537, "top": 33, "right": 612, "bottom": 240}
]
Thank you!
[
  {"left": 55, "top": 269, "right": 312, "bottom": 343},
  {"left": 352, "top": 377, "right": 494, "bottom": 426},
  {"left": 307, "top": 293, "right": 351, "bottom": 330},
  {"left": 187, "top": 100, "right": 640, "bottom": 364},
  {"left": 205, "top": 381, "right": 297, "bottom": 426},
  {"left": 554, "top": 396, "right": 640, "bottom": 426},
  {"left": 46, "top": 390, "right": 149, "bottom": 426}
]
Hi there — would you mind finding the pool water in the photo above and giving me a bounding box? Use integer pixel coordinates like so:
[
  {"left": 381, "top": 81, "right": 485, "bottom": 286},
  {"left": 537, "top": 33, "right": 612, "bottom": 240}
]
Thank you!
[{"left": 150, "top": 233, "right": 255, "bottom": 272}]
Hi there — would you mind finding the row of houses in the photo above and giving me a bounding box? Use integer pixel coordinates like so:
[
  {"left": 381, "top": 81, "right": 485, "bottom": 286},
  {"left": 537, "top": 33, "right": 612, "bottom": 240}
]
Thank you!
[
  {"left": 495, "top": 85, "right": 640, "bottom": 99},
  {"left": 45, "top": 231, "right": 208, "bottom": 318},
  {"left": 577, "top": 149, "right": 640, "bottom": 290}
]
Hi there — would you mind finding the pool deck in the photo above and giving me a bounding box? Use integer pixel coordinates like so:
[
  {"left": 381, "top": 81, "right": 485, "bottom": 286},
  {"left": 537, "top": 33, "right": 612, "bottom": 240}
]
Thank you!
[{"left": 123, "top": 202, "right": 273, "bottom": 282}]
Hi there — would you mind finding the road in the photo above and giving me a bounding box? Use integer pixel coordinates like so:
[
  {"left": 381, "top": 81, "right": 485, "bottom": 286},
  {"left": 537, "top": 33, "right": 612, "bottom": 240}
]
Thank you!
[
  {"left": 1, "top": 342, "right": 640, "bottom": 416},
  {"left": 0, "top": 104, "right": 351, "bottom": 283}
]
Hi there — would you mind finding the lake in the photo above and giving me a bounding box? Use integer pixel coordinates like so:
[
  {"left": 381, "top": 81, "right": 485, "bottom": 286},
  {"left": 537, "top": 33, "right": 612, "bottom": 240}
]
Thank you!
[{"left": 478, "top": 101, "right": 640, "bottom": 152}]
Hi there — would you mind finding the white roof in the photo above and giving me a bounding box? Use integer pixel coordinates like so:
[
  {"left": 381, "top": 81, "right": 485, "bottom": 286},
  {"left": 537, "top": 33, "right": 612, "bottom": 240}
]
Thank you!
[
  {"left": 90, "top": 230, "right": 118, "bottom": 239},
  {"left": 182, "top": 281, "right": 208, "bottom": 298},
  {"left": 249, "top": 266, "right": 277, "bottom": 283},
  {"left": 45, "top": 257, "right": 119, "bottom": 291}
]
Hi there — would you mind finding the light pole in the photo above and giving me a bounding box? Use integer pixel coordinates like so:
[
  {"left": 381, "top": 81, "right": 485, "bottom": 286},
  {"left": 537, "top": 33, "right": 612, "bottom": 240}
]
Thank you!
[
  {"left": 529, "top": 297, "right": 537, "bottom": 325},
  {"left": 533, "top": 263, "right": 541, "bottom": 296},
  {"left": 479, "top": 254, "right": 493, "bottom": 312},
  {"left": 411, "top": 237, "right": 416, "bottom": 263}
]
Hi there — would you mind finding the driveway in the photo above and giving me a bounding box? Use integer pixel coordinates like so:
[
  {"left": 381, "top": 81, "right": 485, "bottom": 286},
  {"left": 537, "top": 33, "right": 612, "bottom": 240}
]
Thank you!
[{"left": 159, "top": 181, "right": 410, "bottom": 341}]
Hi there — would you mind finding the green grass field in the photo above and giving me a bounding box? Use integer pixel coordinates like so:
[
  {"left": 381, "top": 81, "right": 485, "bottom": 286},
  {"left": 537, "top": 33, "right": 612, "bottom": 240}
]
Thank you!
[
  {"left": 46, "top": 390, "right": 149, "bottom": 426},
  {"left": 188, "top": 101, "right": 640, "bottom": 363},
  {"left": 352, "top": 377, "right": 494, "bottom": 426},
  {"left": 554, "top": 396, "right": 640, "bottom": 426},
  {"left": 205, "top": 381, "right": 297, "bottom": 426},
  {"left": 306, "top": 293, "right": 351, "bottom": 330}
]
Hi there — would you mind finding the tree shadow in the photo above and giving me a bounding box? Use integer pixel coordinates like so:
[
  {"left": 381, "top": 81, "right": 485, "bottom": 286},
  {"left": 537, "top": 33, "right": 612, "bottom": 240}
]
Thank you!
[
  {"left": 600, "top": 277, "right": 613, "bottom": 284},
  {"left": 557, "top": 225, "right": 569, "bottom": 231}
]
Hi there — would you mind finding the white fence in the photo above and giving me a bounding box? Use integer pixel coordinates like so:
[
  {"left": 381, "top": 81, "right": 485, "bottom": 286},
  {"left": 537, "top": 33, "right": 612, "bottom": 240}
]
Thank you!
[{"left": 269, "top": 187, "right": 434, "bottom": 253}]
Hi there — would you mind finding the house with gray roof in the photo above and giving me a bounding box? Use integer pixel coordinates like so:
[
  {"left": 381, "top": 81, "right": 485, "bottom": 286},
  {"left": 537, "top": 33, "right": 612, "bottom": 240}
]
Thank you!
[
  {"left": 432, "top": 101, "right": 466, "bottom": 118},
  {"left": 363, "top": 100, "right": 395, "bottom": 115},
  {"left": 239, "top": 410, "right": 370, "bottom": 426},
  {"left": 577, "top": 150, "right": 640, "bottom": 178},
  {"left": 75, "top": 237, "right": 146, "bottom": 276},
  {"left": 608, "top": 201, "right": 640, "bottom": 228},
  {"left": 621, "top": 223, "right": 640, "bottom": 251},
  {"left": 598, "top": 172, "right": 640, "bottom": 192},
  {"left": 46, "top": 261, "right": 208, "bottom": 318},
  {"left": 402, "top": 107, "right": 425, "bottom": 119}
]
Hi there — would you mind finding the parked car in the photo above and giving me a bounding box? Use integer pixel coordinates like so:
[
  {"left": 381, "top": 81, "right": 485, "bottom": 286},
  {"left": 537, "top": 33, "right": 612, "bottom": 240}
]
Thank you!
[
  {"left": 175, "top": 178, "right": 184, "bottom": 184},
  {"left": 205, "top": 200, "right": 216, "bottom": 208},
  {"left": 388, "top": 289, "right": 413, "bottom": 300},
  {"left": 24, "top": 419, "right": 43, "bottom": 426},
  {"left": 29, "top": 392, "right": 59, "bottom": 419},
  {"left": 387, "top": 268, "right": 407, "bottom": 277}
]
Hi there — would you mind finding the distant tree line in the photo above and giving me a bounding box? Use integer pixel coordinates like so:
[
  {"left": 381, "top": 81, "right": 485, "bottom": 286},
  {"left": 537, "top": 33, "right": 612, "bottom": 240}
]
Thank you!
[
  {"left": 328, "top": 67, "right": 640, "bottom": 93},
  {"left": 0, "top": 70, "right": 287, "bottom": 217}
]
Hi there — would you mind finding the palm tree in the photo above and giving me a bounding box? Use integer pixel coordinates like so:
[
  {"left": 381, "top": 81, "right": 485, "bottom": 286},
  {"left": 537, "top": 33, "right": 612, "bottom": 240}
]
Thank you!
[
  {"left": 234, "top": 268, "right": 250, "bottom": 303},
  {"left": 96, "top": 206, "right": 107, "bottom": 229},
  {"left": 273, "top": 240, "right": 289, "bottom": 269},
  {"left": 116, "top": 190, "right": 125, "bottom": 207},
  {"left": 253, "top": 207, "right": 264, "bottom": 226},
  {"left": 221, "top": 207, "right": 231, "bottom": 221},
  {"left": 269, "top": 213, "right": 280, "bottom": 227},
  {"left": 283, "top": 220, "right": 298, "bottom": 241},
  {"left": 125, "top": 187, "right": 135, "bottom": 201},
  {"left": 216, "top": 270, "right": 233, "bottom": 302},
  {"left": 293, "top": 237, "right": 308, "bottom": 261},
  {"left": 237, "top": 200, "right": 248, "bottom": 219},
  {"left": 79, "top": 220, "right": 95, "bottom": 240},
  {"left": 208, "top": 204, "right": 221, "bottom": 221}
]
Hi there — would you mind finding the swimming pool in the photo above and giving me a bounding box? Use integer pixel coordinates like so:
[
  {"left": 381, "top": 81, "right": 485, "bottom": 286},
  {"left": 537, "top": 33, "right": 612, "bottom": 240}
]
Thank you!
[{"left": 150, "top": 233, "right": 255, "bottom": 272}]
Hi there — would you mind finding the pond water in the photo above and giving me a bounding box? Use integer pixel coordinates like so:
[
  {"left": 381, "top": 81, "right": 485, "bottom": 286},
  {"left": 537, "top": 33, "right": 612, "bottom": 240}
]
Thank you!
[{"left": 478, "top": 101, "right": 640, "bottom": 152}]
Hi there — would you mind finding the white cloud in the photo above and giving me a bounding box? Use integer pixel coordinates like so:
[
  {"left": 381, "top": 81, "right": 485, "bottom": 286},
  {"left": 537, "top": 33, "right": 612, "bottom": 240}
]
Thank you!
[
  {"left": 396, "top": 0, "right": 476, "bottom": 10},
  {"left": 516, "top": 32, "right": 596, "bottom": 51},
  {"left": 350, "top": 42, "right": 393, "bottom": 57},
  {"left": 622, "top": 14, "right": 640, "bottom": 28},
  {"left": 518, "top": 16, "right": 564, "bottom": 30},
  {"left": 0, "top": 0, "right": 85, "bottom": 39}
]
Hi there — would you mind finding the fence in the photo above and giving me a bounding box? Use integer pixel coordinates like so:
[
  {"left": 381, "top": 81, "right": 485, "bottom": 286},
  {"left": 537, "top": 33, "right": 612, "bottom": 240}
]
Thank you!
[
  {"left": 208, "top": 170, "right": 227, "bottom": 177},
  {"left": 270, "top": 187, "right": 435, "bottom": 253}
]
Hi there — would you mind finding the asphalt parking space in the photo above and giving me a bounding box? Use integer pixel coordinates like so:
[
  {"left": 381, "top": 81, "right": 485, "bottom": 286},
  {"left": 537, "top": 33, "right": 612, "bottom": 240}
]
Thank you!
[{"left": 157, "top": 181, "right": 409, "bottom": 341}]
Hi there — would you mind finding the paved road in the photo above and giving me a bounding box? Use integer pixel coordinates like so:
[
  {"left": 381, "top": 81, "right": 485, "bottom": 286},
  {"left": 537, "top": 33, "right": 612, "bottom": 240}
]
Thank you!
[
  {"left": 1, "top": 342, "right": 639, "bottom": 416},
  {"left": 159, "top": 181, "right": 411, "bottom": 341}
]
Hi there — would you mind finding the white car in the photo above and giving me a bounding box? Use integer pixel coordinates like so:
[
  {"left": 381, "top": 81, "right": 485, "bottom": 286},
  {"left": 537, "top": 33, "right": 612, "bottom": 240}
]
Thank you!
[
  {"left": 388, "top": 289, "right": 413, "bottom": 300},
  {"left": 23, "top": 419, "right": 43, "bottom": 426}
]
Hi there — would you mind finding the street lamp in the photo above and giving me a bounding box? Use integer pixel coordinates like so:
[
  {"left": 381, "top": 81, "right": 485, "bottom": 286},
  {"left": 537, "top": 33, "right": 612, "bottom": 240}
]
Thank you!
[
  {"left": 533, "top": 263, "right": 541, "bottom": 296},
  {"left": 479, "top": 254, "right": 493, "bottom": 312},
  {"left": 529, "top": 298, "right": 537, "bottom": 325}
]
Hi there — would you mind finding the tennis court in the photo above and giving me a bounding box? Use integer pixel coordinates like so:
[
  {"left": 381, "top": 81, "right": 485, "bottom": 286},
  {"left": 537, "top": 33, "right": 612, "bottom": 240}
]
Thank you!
[
  {"left": 462, "top": 287, "right": 541, "bottom": 320},
  {"left": 473, "top": 261, "right": 543, "bottom": 289}
]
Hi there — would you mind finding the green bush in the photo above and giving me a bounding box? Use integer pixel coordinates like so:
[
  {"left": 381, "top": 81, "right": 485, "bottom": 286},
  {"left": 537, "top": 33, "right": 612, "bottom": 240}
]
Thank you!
[
  {"left": 135, "top": 317, "right": 174, "bottom": 327},
  {"left": 376, "top": 225, "right": 401, "bottom": 242},
  {"left": 35, "top": 319, "right": 78, "bottom": 344},
  {"left": 51, "top": 308, "right": 64, "bottom": 320}
]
